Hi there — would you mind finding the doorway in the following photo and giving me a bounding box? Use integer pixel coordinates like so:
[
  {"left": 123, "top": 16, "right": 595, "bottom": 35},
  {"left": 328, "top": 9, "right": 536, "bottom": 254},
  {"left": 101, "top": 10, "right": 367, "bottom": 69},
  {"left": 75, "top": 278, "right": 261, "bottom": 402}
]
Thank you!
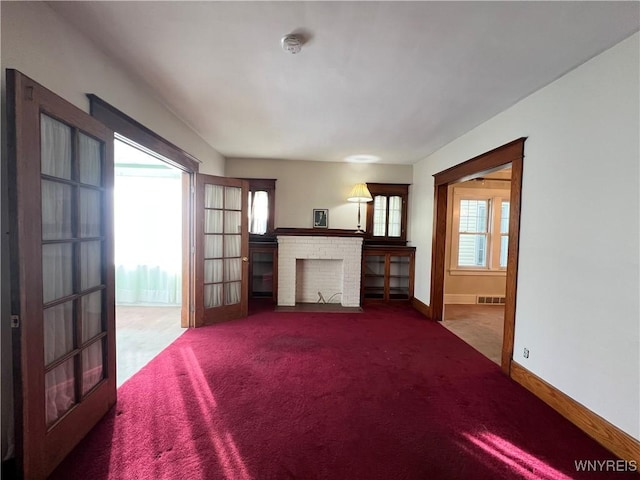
[
  {"left": 430, "top": 138, "right": 525, "bottom": 374},
  {"left": 440, "top": 167, "right": 512, "bottom": 365},
  {"left": 114, "top": 138, "right": 185, "bottom": 386}
]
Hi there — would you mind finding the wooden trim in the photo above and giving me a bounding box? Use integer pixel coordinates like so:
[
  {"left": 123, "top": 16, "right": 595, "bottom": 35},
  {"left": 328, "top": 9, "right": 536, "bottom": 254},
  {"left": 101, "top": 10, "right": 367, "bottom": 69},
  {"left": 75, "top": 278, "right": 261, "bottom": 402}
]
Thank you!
[
  {"left": 411, "top": 297, "right": 431, "bottom": 318},
  {"left": 429, "top": 138, "right": 526, "bottom": 376},
  {"left": 181, "top": 173, "right": 193, "bottom": 328},
  {"left": 275, "top": 228, "right": 364, "bottom": 237},
  {"left": 88, "top": 94, "right": 199, "bottom": 173},
  {"left": 501, "top": 154, "right": 523, "bottom": 374},
  {"left": 511, "top": 362, "right": 640, "bottom": 464},
  {"left": 434, "top": 138, "right": 526, "bottom": 186}
]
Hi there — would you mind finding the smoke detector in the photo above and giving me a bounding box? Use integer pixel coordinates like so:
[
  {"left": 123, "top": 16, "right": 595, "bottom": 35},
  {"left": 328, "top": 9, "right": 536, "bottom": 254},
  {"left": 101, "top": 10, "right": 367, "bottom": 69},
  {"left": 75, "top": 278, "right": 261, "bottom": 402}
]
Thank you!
[{"left": 281, "top": 34, "right": 303, "bottom": 54}]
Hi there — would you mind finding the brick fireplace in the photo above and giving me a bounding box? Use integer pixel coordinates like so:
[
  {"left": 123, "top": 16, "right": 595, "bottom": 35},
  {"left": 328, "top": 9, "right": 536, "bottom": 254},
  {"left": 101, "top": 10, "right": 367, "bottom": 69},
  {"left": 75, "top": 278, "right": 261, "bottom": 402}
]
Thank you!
[{"left": 277, "top": 236, "right": 363, "bottom": 307}]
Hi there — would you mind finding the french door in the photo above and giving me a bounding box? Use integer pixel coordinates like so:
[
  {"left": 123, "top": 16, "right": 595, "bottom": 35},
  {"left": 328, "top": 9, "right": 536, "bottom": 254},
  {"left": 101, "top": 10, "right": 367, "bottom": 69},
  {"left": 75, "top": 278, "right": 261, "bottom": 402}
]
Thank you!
[
  {"left": 194, "top": 174, "right": 249, "bottom": 325},
  {"left": 7, "top": 70, "right": 116, "bottom": 479}
]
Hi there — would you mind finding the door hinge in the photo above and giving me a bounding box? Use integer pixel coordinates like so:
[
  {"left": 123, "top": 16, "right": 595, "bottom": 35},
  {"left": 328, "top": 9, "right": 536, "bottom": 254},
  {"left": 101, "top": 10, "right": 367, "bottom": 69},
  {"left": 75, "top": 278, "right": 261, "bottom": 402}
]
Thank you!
[{"left": 11, "top": 315, "right": 20, "bottom": 328}]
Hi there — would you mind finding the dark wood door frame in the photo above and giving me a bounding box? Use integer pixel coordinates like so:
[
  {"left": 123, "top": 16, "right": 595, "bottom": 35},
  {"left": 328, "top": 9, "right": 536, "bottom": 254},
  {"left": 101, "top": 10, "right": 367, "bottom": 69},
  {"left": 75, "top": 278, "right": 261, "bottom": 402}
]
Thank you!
[{"left": 430, "top": 138, "right": 526, "bottom": 374}]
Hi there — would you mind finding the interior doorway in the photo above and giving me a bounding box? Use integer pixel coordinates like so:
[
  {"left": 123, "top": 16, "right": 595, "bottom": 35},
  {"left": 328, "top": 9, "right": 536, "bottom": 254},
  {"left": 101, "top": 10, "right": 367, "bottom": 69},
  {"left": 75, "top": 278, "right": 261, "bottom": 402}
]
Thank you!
[
  {"left": 114, "top": 137, "right": 185, "bottom": 386},
  {"left": 430, "top": 138, "right": 525, "bottom": 374},
  {"left": 441, "top": 168, "right": 512, "bottom": 365}
]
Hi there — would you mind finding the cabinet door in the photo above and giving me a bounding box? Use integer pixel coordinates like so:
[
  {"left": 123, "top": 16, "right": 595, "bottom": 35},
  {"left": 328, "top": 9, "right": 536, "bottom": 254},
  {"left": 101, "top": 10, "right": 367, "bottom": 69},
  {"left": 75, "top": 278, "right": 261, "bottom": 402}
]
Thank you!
[
  {"left": 250, "top": 248, "right": 275, "bottom": 298},
  {"left": 389, "top": 254, "right": 412, "bottom": 300},
  {"left": 363, "top": 254, "right": 386, "bottom": 300}
]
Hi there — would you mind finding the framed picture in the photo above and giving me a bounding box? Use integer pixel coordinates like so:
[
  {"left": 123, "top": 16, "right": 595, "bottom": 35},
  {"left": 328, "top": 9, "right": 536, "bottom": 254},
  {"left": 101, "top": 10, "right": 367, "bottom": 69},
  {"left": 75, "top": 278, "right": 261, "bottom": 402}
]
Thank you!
[{"left": 313, "top": 209, "right": 328, "bottom": 228}]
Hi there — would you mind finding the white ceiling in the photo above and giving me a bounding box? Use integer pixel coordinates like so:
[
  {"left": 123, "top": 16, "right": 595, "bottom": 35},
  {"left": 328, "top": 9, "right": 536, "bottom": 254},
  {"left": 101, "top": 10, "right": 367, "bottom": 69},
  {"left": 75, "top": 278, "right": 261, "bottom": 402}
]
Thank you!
[{"left": 49, "top": 1, "right": 639, "bottom": 165}]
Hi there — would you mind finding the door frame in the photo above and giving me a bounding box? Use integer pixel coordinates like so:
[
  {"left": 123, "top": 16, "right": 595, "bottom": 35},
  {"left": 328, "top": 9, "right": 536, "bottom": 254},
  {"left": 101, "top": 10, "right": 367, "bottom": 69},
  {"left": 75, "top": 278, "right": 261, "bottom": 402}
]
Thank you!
[
  {"left": 430, "top": 138, "right": 526, "bottom": 374},
  {"left": 88, "top": 95, "right": 199, "bottom": 327}
]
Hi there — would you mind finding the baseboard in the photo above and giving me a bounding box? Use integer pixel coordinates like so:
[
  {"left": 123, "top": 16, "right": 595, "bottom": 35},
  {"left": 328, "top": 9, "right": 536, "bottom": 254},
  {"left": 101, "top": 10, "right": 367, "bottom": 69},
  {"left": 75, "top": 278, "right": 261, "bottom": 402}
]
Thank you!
[
  {"left": 411, "top": 297, "right": 430, "bottom": 318},
  {"left": 510, "top": 361, "right": 640, "bottom": 464},
  {"left": 443, "top": 294, "right": 476, "bottom": 305}
]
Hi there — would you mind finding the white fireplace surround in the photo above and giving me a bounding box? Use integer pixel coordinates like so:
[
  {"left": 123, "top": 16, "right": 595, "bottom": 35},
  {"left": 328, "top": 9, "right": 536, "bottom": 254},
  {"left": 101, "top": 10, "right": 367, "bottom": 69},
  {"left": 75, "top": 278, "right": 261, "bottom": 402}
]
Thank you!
[{"left": 277, "top": 236, "right": 363, "bottom": 307}]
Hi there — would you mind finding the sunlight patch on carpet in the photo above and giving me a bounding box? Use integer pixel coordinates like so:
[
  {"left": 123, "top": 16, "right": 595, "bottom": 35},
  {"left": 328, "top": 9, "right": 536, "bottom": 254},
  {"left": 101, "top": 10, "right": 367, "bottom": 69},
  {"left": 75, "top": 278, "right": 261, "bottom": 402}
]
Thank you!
[{"left": 461, "top": 431, "right": 573, "bottom": 480}]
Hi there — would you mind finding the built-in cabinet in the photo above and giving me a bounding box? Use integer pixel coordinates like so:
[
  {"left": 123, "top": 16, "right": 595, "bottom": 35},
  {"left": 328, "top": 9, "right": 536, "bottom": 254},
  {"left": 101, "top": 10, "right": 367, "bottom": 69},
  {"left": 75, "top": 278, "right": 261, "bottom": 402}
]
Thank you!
[
  {"left": 249, "top": 241, "right": 277, "bottom": 301},
  {"left": 362, "top": 246, "right": 415, "bottom": 303}
]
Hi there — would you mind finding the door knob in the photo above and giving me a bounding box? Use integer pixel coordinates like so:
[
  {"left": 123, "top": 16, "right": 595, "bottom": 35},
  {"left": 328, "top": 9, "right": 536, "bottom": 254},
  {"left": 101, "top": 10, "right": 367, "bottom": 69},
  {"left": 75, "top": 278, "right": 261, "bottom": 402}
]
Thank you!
[{"left": 242, "top": 257, "right": 249, "bottom": 262}]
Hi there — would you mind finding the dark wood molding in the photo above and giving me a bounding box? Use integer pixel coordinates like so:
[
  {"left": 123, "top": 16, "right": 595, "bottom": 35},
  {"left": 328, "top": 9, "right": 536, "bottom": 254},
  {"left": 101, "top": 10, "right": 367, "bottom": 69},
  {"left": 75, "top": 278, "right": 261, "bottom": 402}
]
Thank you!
[
  {"left": 429, "top": 138, "right": 526, "bottom": 377},
  {"left": 511, "top": 362, "right": 640, "bottom": 465},
  {"left": 433, "top": 138, "right": 526, "bottom": 186},
  {"left": 411, "top": 297, "right": 431, "bottom": 319},
  {"left": 275, "top": 228, "right": 364, "bottom": 237},
  {"left": 87, "top": 94, "right": 200, "bottom": 173}
]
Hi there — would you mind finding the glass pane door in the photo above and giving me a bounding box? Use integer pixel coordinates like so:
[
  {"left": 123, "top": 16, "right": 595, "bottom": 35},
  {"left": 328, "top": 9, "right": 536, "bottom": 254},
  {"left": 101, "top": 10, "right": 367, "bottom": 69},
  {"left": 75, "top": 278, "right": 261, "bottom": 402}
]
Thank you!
[
  {"left": 197, "top": 175, "right": 248, "bottom": 325},
  {"left": 41, "top": 115, "right": 107, "bottom": 427}
]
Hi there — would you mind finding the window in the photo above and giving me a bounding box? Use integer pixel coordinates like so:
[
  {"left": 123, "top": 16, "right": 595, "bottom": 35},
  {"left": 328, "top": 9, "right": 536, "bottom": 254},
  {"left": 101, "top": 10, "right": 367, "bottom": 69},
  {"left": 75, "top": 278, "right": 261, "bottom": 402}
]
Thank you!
[
  {"left": 365, "top": 183, "right": 409, "bottom": 243},
  {"left": 245, "top": 178, "right": 276, "bottom": 235},
  {"left": 451, "top": 190, "right": 509, "bottom": 271}
]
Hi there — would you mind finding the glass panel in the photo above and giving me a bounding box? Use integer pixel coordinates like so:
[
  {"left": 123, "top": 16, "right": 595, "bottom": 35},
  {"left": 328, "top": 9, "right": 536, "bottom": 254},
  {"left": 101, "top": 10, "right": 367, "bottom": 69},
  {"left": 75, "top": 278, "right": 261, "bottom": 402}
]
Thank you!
[
  {"left": 501, "top": 201, "right": 510, "bottom": 234},
  {"left": 204, "top": 259, "right": 223, "bottom": 283},
  {"left": 79, "top": 188, "right": 101, "bottom": 237},
  {"left": 500, "top": 235, "right": 509, "bottom": 268},
  {"left": 43, "top": 301, "right": 74, "bottom": 365},
  {"left": 224, "top": 235, "right": 241, "bottom": 257},
  {"left": 224, "top": 211, "right": 241, "bottom": 234},
  {"left": 364, "top": 255, "right": 385, "bottom": 275},
  {"left": 225, "top": 282, "right": 241, "bottom": 305},
  {"left": 388, "top": 196, "right": 402, "bottom": 237},
  {"left": 78, "top": 133, "right": 102, "bottom": 186},
  {"left": 373, "top": 196, "right": 387, "bottom": 236},
  {"left": 225, "top": 186, "right": 242, "bottom": 210},
  {"left": 459, "top": 199, "right": 488, "bottom": 233},
  {"left": 458, "top": 234, "right": 487, "bottom": 267},
  {"left": 41, "top": 114, "right": 72, "bottom": 180},
  {"left": 41, "top": 180, "right": 72, "bottom": 240},
  {"left": 224, "top": 258, "right": 242, "bottom": 282},
  {"left": 45, "top": 357, "right": 76, "bottom": 427},
  {"left": 204, "top": 210, "right": 223, "bottom": 234},
  {"left": 204, "top": 184, "right": 223, "bottom": 209},
  {"left": 81, "top": 291, "right": 102, "bottom": 342},
  {"left": 204, "top": 284, "right": 223, "bottom": 308},
  {"left": 82, "top": 341, "right": 104, "bottom": 395},
  {"left": 205, "top": 234, "right": 223, "bottom": 258},
  {"left": 389, "top": 256, "right": 410, "bottom": 276},
  {"left": 249, "top": 190, "right": 268, "bottom": 234},
  {"left": 42, "top": 243, "right": 73, "bottom": 303},
  {"left": 80, "top": 241, "right": 102, "bottom": 290}
]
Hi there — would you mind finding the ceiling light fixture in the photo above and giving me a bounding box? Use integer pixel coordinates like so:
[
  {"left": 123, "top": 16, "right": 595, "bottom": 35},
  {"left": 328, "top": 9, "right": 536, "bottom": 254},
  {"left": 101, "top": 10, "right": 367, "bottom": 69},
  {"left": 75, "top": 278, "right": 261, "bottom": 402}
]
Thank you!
[
  {"left": 281, "top": 34, "right": 303, "bottom": 54},
  {"left": 344, "top": 154, "right": 381, "bottom": 164}
]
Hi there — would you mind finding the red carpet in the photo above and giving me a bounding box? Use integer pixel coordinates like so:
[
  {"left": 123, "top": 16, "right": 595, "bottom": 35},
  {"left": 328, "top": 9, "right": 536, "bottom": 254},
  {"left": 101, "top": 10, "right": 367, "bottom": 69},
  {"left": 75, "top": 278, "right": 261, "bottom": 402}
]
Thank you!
[{"left": 51, "top": 304, "right": 634, "bottom": 479}]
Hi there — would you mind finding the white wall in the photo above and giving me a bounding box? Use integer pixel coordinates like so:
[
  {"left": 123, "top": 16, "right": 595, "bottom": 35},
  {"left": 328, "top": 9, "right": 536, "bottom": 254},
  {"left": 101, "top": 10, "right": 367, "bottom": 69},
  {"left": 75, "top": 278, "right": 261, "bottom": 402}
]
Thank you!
[
  {"left": 0, "top": 1, "right": 225, "bottom": 174},
  {"left": 410, "top": 33, "right": 640, "bottom": 439},
  {"left": 0, "top": 1, "right": 226, "bottom": 460},
  {"left": 226, "top": 158, "right": 412, "bottom": 230}
]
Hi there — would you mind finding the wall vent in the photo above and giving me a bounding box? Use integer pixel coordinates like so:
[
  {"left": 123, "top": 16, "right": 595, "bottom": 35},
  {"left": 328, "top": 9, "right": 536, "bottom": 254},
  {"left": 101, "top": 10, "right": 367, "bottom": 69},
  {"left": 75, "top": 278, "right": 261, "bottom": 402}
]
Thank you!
[{"left": 476, "top": 296, "right": 506, "bottom": 305}]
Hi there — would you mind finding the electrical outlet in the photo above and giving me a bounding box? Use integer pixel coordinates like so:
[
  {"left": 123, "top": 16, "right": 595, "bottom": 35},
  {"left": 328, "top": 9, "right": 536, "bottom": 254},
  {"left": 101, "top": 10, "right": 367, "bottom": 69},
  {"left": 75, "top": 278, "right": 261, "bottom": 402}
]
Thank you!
[{"left": 523, "top": 348, "right": 529, "bottom": 359}]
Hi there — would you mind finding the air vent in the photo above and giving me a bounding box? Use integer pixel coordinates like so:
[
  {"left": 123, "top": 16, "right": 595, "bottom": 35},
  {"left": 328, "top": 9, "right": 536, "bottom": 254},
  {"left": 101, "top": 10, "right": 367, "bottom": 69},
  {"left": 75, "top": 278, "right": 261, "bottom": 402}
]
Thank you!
[{"left": 477, "top": 296, "right": 506, "bottom": 305}]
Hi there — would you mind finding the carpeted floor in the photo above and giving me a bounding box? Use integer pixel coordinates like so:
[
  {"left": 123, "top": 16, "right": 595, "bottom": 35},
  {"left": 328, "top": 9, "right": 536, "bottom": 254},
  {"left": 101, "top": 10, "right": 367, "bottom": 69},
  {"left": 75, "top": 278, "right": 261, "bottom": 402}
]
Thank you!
[{"left": 51, "top": 304, "right": 632, "bottom": 479}]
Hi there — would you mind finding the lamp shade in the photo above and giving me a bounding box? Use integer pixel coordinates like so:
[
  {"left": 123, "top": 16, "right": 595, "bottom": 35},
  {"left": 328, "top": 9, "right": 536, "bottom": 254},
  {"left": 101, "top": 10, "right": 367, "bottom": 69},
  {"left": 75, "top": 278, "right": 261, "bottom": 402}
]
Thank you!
[{"left": 347, "top": 183, "right": 373, "bottom": 203}]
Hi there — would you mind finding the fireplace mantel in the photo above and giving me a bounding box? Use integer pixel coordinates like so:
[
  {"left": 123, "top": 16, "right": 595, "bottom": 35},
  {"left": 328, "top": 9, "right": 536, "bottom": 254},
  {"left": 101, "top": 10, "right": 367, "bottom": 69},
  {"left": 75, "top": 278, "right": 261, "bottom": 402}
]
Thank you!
[{"left": 275, "top": 227, "right": 365, "bottom": 237}]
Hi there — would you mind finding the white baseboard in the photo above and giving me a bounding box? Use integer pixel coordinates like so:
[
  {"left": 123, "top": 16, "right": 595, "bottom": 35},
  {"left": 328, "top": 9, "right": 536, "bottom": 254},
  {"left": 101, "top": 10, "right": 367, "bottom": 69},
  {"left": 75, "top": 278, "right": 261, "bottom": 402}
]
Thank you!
[{"left": 444, "top": 294, "right": 476, "bottom": 304}]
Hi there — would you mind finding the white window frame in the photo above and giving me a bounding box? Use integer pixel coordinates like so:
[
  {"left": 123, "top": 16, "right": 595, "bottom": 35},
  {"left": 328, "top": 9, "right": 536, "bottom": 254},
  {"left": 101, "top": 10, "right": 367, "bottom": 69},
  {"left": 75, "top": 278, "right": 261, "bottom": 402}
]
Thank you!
[{"left": 450, "top": 188, "right": 510, "bottom": 275}]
